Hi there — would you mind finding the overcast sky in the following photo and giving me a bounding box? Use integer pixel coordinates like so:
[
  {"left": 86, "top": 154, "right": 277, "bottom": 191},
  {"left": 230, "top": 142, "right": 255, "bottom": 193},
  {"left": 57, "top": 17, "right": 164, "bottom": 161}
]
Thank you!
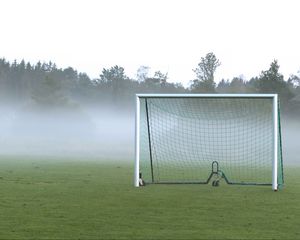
[{"left": 0, "top": 0, "right": 299, "bottom": 85}]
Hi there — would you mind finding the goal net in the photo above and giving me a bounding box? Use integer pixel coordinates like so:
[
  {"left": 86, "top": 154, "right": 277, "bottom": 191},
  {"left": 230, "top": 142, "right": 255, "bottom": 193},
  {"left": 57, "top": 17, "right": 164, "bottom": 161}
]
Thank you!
[{"left": 134, "top": 94, "right": 283, "bottom": 190}]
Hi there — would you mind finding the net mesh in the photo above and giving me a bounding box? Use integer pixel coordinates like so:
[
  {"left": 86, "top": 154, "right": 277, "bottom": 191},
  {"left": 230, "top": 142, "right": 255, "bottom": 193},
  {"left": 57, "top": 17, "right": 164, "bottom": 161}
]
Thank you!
[{"left": 139, "top": 97, "right": 283, "bottom": 186}]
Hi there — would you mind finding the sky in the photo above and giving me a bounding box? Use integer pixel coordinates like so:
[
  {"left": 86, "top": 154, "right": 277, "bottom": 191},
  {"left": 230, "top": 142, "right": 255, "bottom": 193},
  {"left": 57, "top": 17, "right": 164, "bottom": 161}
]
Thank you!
[{"left": 0, "top": 0, "right": 299, "bottom": 85}]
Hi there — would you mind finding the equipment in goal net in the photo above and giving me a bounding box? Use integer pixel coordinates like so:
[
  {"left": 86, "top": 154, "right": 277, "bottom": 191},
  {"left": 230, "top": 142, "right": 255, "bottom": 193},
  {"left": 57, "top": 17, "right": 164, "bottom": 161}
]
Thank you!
[{"left": 134, "top": 94, "right": 284, "bottom": 191}]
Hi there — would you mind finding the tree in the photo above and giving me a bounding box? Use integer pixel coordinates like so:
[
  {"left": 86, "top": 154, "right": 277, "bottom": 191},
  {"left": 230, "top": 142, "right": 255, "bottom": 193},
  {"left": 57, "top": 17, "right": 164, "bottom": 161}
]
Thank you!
[
  {"left": 256, "top": 60, "right": 293, "bottom": 105},
  {"left": 99, "top": 65, "right": 129, "bottom": 103},
  {"left": 144, "top": 71, "right": 168, "bottom": 86},
  {"left": 288, "top": 73, "right": 300, "bottom": 88},
  {"left": 0, "top": 58, "right": 11, "bottom": 101},
  {"left": 216, "top": 79, "right": 230, "bottom": 93},
  {"left": 136, "top": 66, "right": 150, "bottom": 82},
  {"left": 154, "top": 71, "right": 168, "bottom": 87},
  {"left": 191, "top": 52, "right": 221, "bottom": 92},
  {"left": 31, "top": 75, "right": 69, "bottom": 107},
  {"left": 78, "top": 73, "right": 92, "bottom": 87},
  {"left": 229, "top": 77, "right": 247, "bottom": 93}
]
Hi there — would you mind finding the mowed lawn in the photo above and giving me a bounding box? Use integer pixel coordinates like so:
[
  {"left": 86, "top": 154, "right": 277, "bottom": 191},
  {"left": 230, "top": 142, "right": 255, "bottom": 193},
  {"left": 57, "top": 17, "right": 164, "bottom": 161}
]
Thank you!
[{"left": 0, "top": 157, "right": 299, "bottom": 239}]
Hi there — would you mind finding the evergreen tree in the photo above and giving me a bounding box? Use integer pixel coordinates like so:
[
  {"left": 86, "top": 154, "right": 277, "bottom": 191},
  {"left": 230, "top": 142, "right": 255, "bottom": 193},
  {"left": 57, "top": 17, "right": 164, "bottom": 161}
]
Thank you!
[{"left": 31, "top": 75, "right": 69, "bottom": 108}]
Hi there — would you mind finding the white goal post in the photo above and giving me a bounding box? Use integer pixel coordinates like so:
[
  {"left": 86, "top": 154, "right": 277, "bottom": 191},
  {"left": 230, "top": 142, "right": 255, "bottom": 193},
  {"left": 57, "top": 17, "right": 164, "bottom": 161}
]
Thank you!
[{"left": 134, "top": 94, "right": 283, "bottom": 191}]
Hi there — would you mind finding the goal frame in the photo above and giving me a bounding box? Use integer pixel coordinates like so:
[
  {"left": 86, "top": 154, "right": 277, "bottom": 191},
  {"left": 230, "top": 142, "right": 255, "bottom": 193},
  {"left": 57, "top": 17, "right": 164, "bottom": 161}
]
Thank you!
[{"left": 134, "top": 93, "right": 280, "bottom": 191}]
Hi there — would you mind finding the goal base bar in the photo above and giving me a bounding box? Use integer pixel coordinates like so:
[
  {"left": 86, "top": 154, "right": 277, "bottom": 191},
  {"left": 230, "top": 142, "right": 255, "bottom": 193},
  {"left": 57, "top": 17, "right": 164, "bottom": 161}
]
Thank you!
[
  {"left": 143, "top": 163, "right": 274, "bottom": 187},
  {"left": 146, "top": 181, "right": 272, "bottom": 186}
]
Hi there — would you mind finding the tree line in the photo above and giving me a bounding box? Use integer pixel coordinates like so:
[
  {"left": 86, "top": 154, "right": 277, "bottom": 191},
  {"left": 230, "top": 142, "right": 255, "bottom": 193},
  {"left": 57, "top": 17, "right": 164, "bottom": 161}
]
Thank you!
[{"left": 0, "top": 53, "right": 299, "bottom": 115}]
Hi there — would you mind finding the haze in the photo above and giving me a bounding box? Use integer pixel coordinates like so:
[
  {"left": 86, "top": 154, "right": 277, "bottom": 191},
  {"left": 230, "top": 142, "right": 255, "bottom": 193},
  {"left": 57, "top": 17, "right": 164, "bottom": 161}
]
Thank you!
[
  {"left": 0, "top": 104, "right": 134, "bottom": 160},
  {"left": 0, "top": 102, "right": 298, "bottom": 165}
]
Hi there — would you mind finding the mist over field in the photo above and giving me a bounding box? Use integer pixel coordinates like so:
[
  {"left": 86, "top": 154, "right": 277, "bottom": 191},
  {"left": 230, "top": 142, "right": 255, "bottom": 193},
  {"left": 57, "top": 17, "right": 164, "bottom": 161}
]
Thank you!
[
  {"left": 0, "top": 102, "right": 299, "bottom": 165},
  {"left": 281, "top": 118, "right": 300, "bottom": 165},
  {"left": 0, "top": 104, "right": 134, "bottom": 161}
]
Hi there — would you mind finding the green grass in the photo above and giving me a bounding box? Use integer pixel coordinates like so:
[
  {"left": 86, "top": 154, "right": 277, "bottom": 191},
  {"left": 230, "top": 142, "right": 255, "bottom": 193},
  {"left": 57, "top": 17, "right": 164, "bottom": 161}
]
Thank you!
[{"left": 0, "top": 157, "right": 299, "bottom": 239}]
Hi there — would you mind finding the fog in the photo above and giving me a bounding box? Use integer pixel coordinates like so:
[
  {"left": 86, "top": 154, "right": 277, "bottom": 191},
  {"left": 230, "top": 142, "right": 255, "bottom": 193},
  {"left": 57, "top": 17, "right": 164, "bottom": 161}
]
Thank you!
[
  {"left": 0, "top": 104, "right": 135, "bottom": 161},
  {"left": 281, "top": 118, "right": 300, "bottom": 165},
  {"left": 0, "top": 103, "right": 299, "bottom": 165}
]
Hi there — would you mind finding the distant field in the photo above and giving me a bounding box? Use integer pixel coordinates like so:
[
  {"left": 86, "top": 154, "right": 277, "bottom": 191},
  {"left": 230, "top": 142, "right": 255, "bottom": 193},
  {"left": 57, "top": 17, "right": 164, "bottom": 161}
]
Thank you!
[{"left": 0, "top": 157, "right": 299, "bottom": 239}]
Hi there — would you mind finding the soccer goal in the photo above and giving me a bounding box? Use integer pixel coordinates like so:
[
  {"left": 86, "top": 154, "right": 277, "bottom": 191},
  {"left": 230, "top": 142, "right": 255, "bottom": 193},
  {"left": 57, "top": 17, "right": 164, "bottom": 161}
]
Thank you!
[{"left": 134, "top": 94, "right": 284, "bottom": 191}]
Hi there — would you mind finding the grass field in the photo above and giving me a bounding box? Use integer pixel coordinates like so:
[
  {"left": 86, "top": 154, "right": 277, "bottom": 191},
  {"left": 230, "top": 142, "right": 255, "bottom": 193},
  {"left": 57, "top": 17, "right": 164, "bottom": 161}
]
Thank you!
[{"left": 0, "top": 157, "right": 299, "bottom": 239}]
